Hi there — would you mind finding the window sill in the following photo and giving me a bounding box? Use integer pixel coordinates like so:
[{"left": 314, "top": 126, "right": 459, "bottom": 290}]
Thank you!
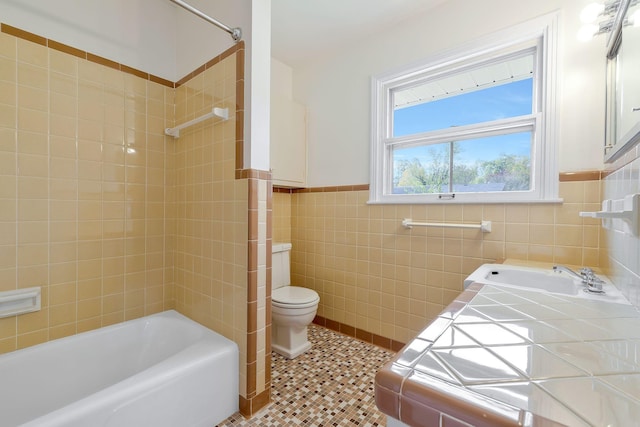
[{"left": 366, "top": 197, "right": 564, "bottom": 205}]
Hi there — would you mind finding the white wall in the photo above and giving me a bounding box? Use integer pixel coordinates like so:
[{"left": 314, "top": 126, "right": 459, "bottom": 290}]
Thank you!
[
  {"left": 272, "top": 58, "right": 293, "bottom": 99},
  {"left": 292, "top": 0, "right": 607, "bottom": 187},
  {"left": 0, "top": 0, "right": 253, "bottom": 82},
  {"left": 246, "top": 0, "right": 271, "bottom": 172},
  {"left": 0, "top": 0, "right": 178, "bottom": 80},
  {"left": 174, "top": 0, "right": 249, "bottom": 80}
]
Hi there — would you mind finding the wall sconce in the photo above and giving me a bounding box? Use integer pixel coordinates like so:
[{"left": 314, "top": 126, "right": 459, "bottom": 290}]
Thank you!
[{"left": 578, "top": 0, "right": 639, "bottom": 40}]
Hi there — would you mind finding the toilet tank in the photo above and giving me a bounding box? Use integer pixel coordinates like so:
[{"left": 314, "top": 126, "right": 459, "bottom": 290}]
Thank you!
[{"left": 272, "top": 243, "right": 292, "bottom": 289}]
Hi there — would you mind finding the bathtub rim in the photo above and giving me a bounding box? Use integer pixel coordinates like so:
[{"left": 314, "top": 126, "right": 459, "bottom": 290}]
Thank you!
[{"left": 1, "top": 310, "right": 239, "bottom": 427}]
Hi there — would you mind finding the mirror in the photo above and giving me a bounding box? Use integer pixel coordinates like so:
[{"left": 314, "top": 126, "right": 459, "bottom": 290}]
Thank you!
[{"left": 605, "top": 0, "right": 640, "bottom": 162}]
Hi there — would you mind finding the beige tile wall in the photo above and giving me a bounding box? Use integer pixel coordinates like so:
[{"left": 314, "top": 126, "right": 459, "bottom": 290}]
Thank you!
[
  {"left": 272, "top": 180, "right": 602, "bottom": 344},
  {"left": 0, "top": 31, "right": 174, "bottom": 353},
  {"left": 171, "top": 54, "right": 253, "bottom": 395},
  {"left": 273, "top": 191, "right": 291, "bottom": 243},
  {"left": 0, "top": 26, "right": 269, "bottom": 415},
  {"left": 251, "top": 177, "right": 270, "bottom": 402}
]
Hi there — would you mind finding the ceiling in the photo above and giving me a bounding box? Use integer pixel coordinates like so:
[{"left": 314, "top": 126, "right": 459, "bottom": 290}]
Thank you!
[{"left": 270, "top": 0, "right": 448, "bottom": 68}]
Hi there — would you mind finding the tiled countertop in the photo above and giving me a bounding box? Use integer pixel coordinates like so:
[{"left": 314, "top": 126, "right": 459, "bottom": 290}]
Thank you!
[{"left": 375, "top": 282, "right": 640, "bottom": 427}]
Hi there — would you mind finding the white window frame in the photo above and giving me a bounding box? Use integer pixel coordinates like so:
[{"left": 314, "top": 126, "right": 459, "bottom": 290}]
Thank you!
[{"left": 369, "top": 13, "right": 561, "bottom": 204}]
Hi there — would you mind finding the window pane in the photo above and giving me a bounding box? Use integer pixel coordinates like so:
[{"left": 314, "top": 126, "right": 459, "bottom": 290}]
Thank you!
[
  {"left": 393, "top": 79, "right": 533, "bottom": 137},
  {"left": 453, "top": 132, "right": 532, "bottom": 192},
  {"left": 393, "top": 142, "right": 450, "bottom": 194},
  {"left": 392, "top": 132, "right": 532, "bottom": 195}
]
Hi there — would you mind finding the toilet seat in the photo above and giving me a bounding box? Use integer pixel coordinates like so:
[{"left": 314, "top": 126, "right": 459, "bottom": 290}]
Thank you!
[{"left": 272, "top": 286, "right": 319, "bottom": 308}]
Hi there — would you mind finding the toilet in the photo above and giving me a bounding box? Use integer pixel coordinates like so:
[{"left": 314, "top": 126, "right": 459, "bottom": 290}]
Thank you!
[{"left": 271, "top": 243, "right": 320, "bottom": 359}]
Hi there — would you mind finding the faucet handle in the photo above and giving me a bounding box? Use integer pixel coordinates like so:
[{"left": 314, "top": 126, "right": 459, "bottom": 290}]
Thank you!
[
  {"left": 585, "top": 275, "right": 605, "bottom": 292},
  {"left": 579, "top": 267, "right": 595, "bottom": 277},
  {"left": 580, "top": 268, "right": 605, "bottom": 293},
  {"left": 580, "top": 268, "right": 602, "bottom": 282}
]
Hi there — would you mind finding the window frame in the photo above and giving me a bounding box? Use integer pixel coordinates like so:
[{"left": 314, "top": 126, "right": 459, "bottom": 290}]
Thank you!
[{"left": 369, "top": 14, "right": 560, "bottom": 204}]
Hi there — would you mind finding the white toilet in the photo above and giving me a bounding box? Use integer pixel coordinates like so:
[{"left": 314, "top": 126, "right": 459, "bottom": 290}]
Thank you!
[{"left": 271, "top": 243, "right": 320, "bottom": 359}]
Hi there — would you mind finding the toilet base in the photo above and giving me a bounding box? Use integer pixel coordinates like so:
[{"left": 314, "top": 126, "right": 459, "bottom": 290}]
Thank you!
[
  {"left": 272, "top": 340, "right": 311, "bottom": 359},
  {"left": 271, "top": 322, "right": 313, "bottom": 359}
]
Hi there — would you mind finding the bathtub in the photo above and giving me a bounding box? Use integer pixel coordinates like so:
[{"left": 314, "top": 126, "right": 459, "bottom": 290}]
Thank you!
[{"left": 0, "top": 310, "right": 239, "bottom": 427}]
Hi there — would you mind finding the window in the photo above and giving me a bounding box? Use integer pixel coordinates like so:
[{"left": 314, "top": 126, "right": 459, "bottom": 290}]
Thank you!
[{"left": 370, "top": 14, "right": 560, "bottom": 204}]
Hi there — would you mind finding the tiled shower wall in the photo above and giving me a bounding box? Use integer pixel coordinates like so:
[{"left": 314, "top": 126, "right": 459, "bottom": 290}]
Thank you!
[
  {"left": 273, "top": 179, "right": 602, "bottom": 344},
  {"left": 603, "top": 145, "right": 640, "bottom": 309},
  {"left": 0, "top": 29, "right": 174, "bottom": 353},
  {"left": 169, "top": 45, "right": 272, "bottom": 414},
  {"left": 0, "top": 25, "right": 270, "bottom": 416},
  {"left": 171, "top": 53, "right": 253, "bottom": 398}
]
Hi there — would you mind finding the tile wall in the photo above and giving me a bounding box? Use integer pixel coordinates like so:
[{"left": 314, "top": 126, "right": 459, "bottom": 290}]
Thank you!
[
  {"left": 603, "top": 144, "right": 640, "bottom": 309},
  {"left": 273, "top": 178, "right": 603, "bottom": 344},
  {"left": 0, "top": 29, "right": 173, "bottom": 353},
  {"left": 273, "top": 190, "right": 291, "bottom": 243},
  {"left": 172, "top": 52, "right": 272, "bottom": 412},
  {"left": 171, "top": 53, "right": 248, "bottom": 384},
  {"left": 0, "top": 24, "right": 270, "bottom": 417}
]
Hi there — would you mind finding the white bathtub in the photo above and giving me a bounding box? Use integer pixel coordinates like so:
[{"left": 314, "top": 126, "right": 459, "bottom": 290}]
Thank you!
[{"left": 0, "top": 310, "right": 239, "bottom": 427}]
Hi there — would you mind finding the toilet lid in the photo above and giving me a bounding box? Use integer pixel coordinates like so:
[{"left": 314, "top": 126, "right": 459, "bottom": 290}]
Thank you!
[{"left": 272, "top": 286, "right": 319, "bottom": 305}]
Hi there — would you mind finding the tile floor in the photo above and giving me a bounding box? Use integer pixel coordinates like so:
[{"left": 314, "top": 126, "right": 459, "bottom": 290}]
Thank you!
[{"left": 217, "top": 325, "right": 395, "bottom": 426}]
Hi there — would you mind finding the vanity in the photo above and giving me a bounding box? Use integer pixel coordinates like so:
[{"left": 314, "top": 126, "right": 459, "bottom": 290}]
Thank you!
[{"left": 375, "top": 263, "right": 640, "bottom": 426}]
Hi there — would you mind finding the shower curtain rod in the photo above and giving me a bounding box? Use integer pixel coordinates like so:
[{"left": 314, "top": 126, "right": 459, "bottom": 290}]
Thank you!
[{"left": 169, "top": 0, "right": 242, "bottom": 41}]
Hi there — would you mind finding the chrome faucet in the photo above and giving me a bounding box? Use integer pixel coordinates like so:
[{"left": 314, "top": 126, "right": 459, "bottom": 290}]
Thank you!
[
  {"left": 552, "top": 265, "right": 584, "bottom": 280},
  {"left": 552, "top": 265, "right": 604, "bottom": 293}
]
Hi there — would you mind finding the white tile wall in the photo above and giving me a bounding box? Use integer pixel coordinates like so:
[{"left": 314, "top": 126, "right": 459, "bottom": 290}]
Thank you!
[{"left": 604, "top": 148, "right": 640, "bottom": 309}]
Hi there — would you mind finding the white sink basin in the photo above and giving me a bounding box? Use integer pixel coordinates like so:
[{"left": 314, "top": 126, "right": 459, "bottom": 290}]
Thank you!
[
  {"left": 465, "top": 265, "right": 579, "bottom": 294},
  {"left": 464, "top": 264, "right": 629, "bottom": 303}
]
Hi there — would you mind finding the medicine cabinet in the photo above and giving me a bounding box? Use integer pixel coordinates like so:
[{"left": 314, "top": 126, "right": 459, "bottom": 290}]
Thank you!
[{"left": 605, "top": 0, "right": 640, "bottom": 162}]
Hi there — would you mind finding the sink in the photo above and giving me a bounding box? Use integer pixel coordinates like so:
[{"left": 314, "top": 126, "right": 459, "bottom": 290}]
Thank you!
[
  {"left": 464, "top": 264, "right": 629, "bottom": 303},
  {"left": 465, "top": 264, "right": 579, "bottom": 294}
]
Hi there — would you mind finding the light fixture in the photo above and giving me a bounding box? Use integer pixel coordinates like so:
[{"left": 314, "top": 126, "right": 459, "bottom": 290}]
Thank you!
[
  {"left": 580, "top": 2, "right": 605, "bottom": 23},
  {"left": 577, "top": 0, "right": 639, "bottom": 40}
]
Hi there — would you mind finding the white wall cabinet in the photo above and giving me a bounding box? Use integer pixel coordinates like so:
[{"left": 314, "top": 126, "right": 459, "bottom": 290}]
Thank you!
[{"left": 270, "top": 95, "right": 307, "bottom": 187}]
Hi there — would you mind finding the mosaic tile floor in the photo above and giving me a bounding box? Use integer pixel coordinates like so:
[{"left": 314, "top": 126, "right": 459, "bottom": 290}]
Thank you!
[{"left": 217, "top": 325, "right": 395, "bottom": 427}]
